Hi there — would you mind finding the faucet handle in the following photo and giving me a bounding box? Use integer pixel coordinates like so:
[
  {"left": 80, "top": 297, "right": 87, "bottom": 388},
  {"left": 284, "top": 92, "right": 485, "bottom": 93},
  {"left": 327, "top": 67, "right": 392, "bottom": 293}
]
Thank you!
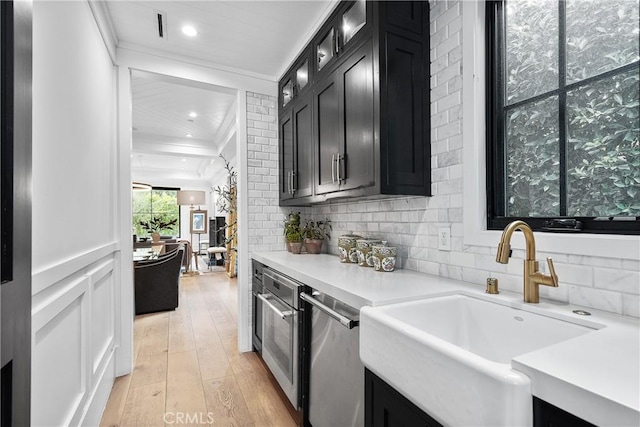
[{"left": 546, "top": 258, "right": 559, "bottom": 287}]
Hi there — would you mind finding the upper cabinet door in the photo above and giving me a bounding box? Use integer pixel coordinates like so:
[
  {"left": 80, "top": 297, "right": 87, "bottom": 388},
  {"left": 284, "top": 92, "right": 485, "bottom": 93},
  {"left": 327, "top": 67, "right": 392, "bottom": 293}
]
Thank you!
[
  {"left": 295, "top": 58, "right": 310, "bottom": 95},
  {"left": 315, "top": 24, "right": 336, "bottom": 76},
  {"left": 279, "top": 48, "right": 313, "bottom": 111},
  {"left": 313, "top": 0, "right": 371, "bottom": 83},
  {"left": 279, "top": 112, "right": 295, "bottom": 201},
  {"left": 313, "top": 73, "right": 342, "bottom": 195},
  {"left": 280, "top": 78, "right": 294, "bottom": 109},
  {"left": 341, "top": 0, "right": 368, "bottom": 46}
]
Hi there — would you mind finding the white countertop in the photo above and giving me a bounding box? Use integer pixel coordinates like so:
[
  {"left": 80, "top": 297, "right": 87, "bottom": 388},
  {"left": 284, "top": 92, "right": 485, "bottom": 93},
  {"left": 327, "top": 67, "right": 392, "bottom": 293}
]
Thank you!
[{"left": 252, "top": 251, "right": 640, "bottom": 426}]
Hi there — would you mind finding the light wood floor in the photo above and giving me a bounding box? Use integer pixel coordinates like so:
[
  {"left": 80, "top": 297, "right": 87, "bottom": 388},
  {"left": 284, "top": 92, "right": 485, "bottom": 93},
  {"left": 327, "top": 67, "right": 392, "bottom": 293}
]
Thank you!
[{"left": 100, "top": 268, "right": 297, "bottom": 427}]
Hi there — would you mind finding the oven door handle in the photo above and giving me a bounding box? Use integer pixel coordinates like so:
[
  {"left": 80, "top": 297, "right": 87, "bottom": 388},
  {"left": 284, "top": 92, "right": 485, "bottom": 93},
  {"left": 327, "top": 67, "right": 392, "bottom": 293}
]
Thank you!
[
  {"left": 258, "top": 293, "right": 293, "bottom": 319},
  {"left": 300, "top": 292, "right": 359, "bottom": 329},
  {"left": 263, "top": 269, "right": 301, "bottom": 291}
]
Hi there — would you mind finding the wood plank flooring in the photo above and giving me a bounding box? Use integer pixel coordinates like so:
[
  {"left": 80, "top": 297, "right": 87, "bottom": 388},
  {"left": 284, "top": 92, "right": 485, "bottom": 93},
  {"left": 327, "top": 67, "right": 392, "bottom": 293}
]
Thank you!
[{"left": 100, "top": 269, "right": 297, "bottom": 427}]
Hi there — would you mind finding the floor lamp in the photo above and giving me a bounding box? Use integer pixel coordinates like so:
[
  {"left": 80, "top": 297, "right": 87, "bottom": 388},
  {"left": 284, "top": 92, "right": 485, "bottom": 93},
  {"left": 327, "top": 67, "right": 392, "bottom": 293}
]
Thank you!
[{"left": 177, "top": 190, "right": 206, "bottom": 273}]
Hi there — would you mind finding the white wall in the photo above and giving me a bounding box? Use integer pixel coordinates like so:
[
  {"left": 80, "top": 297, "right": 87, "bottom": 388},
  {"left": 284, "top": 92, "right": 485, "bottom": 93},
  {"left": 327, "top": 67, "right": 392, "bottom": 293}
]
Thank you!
[{"left": 32, "top": 1, "right": 120, "bottom": 425}]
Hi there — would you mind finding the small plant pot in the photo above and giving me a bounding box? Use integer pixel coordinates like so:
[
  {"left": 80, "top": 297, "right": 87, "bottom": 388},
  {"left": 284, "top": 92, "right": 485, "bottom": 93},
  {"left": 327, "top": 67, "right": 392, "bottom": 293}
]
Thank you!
[
  {"left": 151, "top": 232, "right": 161, "bottom": 243},
  {"left": 290, "top": 242, "right": 303, "bottom": 254},
  {"left": 304, "top": 238, "right": 323, "bottom": 254}
]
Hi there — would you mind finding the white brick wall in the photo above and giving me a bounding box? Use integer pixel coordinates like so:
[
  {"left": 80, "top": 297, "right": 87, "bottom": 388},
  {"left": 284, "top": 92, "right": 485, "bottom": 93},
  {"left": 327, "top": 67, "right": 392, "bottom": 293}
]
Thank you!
[
  {"left": 246, "top": 92, "right": 312, "bottom": 257},
  {"left": 247, "top": 1, "right": 639, "bottom": 319},
  {"left": 246, "top": 92, "right": 289, "bottom": 256}
]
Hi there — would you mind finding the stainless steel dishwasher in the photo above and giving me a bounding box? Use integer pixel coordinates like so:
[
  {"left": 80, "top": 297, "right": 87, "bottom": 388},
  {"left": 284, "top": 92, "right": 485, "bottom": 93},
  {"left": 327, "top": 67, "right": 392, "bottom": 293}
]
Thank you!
[{"left": 300, "top": 290, "right": 363, "bottom": 427}]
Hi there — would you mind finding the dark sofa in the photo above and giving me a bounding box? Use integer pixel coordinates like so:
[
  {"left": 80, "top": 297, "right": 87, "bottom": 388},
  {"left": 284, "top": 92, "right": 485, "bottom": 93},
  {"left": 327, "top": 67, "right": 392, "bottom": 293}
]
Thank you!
[{"left": 134, "top": 247, "right": 184, "bottom": 315}]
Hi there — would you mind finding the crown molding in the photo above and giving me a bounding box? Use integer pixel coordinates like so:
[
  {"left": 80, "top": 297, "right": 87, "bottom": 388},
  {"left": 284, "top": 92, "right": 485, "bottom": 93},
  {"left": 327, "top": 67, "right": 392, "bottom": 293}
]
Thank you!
[
  {"left": 87, "top": 0, "right": 118, "bottom": 64},
  {"left": 118, "top": 41, "right": 278, "bottom": 82},
  {"left": 275, "top": 0, "right": 341, "bottom": 81}
]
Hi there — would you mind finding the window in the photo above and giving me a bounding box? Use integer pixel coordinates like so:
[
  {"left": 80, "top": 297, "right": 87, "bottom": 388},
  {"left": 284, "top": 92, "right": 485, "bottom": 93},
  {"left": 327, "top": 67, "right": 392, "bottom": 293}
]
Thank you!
[
  {"left": 487, "top": 0, "right": 640, "bottom": 234},
  {"left": 132, "top": 187, "right": 180, "bottom": 237}
]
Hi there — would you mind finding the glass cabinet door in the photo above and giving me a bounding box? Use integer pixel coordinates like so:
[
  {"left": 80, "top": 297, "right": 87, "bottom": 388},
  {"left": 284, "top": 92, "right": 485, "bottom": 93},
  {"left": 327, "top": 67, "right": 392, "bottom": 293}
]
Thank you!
[
  {"left": 282, "top": 78, "right": 293, "bottom": 108},
  {"left": 296, "top": 59, "right": 309, "bottom": 92},
  {"left": 317, "top": 28, "right": 335, "bottom": 72},
  {"left": 342, "top": 0, "right": 366, "bottom": 46}
]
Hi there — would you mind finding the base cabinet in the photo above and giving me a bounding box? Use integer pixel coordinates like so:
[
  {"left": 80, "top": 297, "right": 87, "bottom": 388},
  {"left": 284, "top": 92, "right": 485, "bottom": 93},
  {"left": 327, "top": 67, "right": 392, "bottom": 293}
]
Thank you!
[
  {"left": 365, "top": 369, "right": 442, "bottom": 427},
  {"left": 365, "top": 371, "right": 597, "bottom": 427},
  {"left": 533, "top": 397, "right": 595, "bottom": 427}
]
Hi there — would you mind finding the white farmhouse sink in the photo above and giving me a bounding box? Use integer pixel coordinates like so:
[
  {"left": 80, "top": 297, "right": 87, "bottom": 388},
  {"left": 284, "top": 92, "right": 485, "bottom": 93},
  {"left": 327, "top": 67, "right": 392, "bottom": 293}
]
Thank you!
[{"left": 360, "top": 293, "right": 600, "bottom": 426}]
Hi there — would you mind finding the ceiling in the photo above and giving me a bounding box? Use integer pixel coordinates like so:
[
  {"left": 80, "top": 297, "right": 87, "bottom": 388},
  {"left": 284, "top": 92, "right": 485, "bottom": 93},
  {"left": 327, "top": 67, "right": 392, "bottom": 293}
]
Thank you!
[{"left": 106, "top": 1, "right": 336, "bottom": 188}]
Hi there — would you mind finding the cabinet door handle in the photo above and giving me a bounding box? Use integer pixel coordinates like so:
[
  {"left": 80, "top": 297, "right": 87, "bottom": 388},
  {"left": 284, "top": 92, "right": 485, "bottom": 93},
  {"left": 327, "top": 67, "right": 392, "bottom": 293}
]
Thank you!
[
  {"left": 289, "top": 171, "right": 293, "bottom": 194},
  {"left": 331, "top": 154, "right": 336, "bottom": 183},
  {"left": 335, "top": 29, "right": 340, "bottom": 54},
  {"left": 291, "top": 171, "right": 296, "bottom": 194},
  {"left": 286, "top": 171, "right": 290, "bottom": 194},
  {"left": 336, "top": 154, "right": 341, "bottom": 183}
]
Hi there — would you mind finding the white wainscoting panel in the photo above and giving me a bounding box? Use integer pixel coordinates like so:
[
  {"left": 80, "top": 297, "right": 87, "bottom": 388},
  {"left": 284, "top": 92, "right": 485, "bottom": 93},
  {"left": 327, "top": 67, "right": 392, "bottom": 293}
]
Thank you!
[
  {"left": 90, "top": 260, "right": 115, "bottom": 374},
  {"left": 31, "top": 248, "right": 118, "bottom": 427},
  {"left": 32, "top": 277, "right": 88, "bottom": 426}
]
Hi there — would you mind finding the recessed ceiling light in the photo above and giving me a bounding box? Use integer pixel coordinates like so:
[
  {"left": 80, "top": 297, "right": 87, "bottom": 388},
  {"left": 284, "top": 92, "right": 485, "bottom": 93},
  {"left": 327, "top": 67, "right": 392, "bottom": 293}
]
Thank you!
[
  {"left": 186, "top": 133, "right": 193, "bottom": 138},
  {"left": 181, "top": 158, "right": 187, "bottom": 162},
  {"left": 189, "top": 112, "right": 197, "bottom": 118},
  {"left": 182, "top": 25, "right": 198, "bottom": 37}
]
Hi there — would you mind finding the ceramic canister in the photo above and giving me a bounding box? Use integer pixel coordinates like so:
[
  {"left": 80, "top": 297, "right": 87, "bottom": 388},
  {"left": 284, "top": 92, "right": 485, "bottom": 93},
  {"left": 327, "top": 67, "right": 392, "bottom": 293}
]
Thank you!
[
  {"left": 356, "top": 239, "right": 382, "bottom": 267},
  {"left": 372, "top": 245, "right": 397, "bottom": 272},
  {"left": 338, "top": 232, "right": 363, "bottom": 263}
]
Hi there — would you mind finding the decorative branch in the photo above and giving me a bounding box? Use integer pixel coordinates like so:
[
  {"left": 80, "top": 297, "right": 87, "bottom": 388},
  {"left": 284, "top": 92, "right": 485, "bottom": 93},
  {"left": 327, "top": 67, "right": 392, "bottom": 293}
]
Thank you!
[
  {"left": 212, "top": 154, "right": 237, "bottom": 214},
  {"left": 210, "top": 154, "right": 238, "bottom": 247}
]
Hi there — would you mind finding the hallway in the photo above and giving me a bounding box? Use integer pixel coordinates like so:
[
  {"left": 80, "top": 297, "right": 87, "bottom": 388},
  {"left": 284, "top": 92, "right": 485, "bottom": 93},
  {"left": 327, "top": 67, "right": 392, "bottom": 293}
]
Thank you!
[{"left": 100, "top": 270, "right": 296, "bottom": 426}]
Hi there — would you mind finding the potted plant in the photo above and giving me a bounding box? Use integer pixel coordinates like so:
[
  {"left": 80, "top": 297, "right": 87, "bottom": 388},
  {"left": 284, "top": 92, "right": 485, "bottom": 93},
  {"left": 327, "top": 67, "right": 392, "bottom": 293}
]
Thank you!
[
  {"left": 139, "top": 216, "right": 177, "bottom": 242},
  {"left": 301, "top": 219, "right": 331, "bottom": 254},
  {"left": 283, "top": 212, "right": 301, "bottom": 252},
  {"left": 286, "top": 230, "right": 304, "bottom": 254}
]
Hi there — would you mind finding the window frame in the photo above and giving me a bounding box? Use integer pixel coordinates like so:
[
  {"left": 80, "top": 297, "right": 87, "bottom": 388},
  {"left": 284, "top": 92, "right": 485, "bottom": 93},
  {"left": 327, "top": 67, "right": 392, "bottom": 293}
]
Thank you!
[
  {"left": 132, "top": 186, "right": 181, "bottom": 238},
  {"left": 486, "top": 0, "right": 640, "bottom": 235}
]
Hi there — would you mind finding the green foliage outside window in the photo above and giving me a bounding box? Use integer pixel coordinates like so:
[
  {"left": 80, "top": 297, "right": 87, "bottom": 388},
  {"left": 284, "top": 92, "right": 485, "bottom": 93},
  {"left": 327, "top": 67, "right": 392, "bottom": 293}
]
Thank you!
[
  {"left": 501, "top": 0, "right": 640, "bottom": 218},
  {"left": 133, "top": 188, "right": 180, "bottom": 237}
]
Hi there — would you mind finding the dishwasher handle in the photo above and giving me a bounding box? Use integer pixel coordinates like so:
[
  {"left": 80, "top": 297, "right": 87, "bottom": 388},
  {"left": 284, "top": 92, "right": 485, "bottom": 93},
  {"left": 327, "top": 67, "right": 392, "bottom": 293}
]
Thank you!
[
  {"left": 258, "top": 293, "right": 293, "bottom": 319},
  {"left": 301, "top": 292, "right": 359, "bottom": 329}
]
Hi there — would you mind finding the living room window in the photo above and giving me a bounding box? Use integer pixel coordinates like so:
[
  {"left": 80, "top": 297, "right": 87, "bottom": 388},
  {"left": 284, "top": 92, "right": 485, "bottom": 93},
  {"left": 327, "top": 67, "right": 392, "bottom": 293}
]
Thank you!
[
  {"left": 133, "top": 187, "right": 180, "bottom": 238},
  {"left": 486, "top": 0, "right": 640, "bottom": 234}
]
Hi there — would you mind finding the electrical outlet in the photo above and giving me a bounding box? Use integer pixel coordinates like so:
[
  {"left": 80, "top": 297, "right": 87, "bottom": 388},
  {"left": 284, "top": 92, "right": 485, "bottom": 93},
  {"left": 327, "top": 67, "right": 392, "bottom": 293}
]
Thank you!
[{"left": 438, "top": 227, "right": 451, "bottom": 251}]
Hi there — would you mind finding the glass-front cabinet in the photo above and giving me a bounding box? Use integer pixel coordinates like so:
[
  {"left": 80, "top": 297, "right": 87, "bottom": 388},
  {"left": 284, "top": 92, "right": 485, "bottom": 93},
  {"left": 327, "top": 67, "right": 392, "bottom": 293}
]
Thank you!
[
  {"left": 316, "top": 27, "right": 335, "bottom": 73},
  {"left": 342, "top": 0, "right": 366, "bottom": 45},
  {"left": 279, "top": 48, "right": 312, "bottom": 110},
  {"left": 314, "top": 0, "right": 371, "bottom": 80}
]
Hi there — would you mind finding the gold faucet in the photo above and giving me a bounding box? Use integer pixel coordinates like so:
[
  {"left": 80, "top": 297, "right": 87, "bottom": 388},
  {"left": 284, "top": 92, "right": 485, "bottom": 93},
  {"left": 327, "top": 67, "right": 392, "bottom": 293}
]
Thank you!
[{"left": 496, "top": 220, "right": 558, "bottom": 303}]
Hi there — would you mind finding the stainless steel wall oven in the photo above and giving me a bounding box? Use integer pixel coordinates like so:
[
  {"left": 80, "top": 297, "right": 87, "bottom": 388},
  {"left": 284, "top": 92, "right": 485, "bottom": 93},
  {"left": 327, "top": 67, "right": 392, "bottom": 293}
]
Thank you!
[
  {"left": 259, "top": 268, "right": 303, "bottom": 409},
  {"left": 251, "top": 260, "right": 264, "bottom": 353}
]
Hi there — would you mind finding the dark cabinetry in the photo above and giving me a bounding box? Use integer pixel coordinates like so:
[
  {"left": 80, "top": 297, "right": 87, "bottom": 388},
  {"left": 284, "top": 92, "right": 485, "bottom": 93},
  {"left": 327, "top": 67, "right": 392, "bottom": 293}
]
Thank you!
[
  {"left": 313, "top": 0, "right": 372, "bottom": 81},
  {"left": 279, "top": 48, "right": 312, "bottom": 111},
  {"left": 533, "top": 397, "right": 595, "bottom": 427},
  {"left": 278, "top": 0, "right": 431, "bottom": 206},
  {"left": 279, "top": 92, "right": 313, "bottom": 200},
  {"left": 315, "top": 39, "right": 375, "bottom": 195},
  {"left": 365, "top": 369, "right": 442, "bottom": 427}
]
